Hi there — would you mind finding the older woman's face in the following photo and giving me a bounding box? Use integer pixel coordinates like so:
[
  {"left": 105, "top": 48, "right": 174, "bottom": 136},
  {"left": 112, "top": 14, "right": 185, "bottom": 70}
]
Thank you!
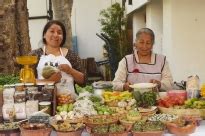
[
  {"left": 135, "top": 33, "right": 153, "bottom": 56},
  {"left": 44, "top": 24, "right": 63, "bottom": 47}
]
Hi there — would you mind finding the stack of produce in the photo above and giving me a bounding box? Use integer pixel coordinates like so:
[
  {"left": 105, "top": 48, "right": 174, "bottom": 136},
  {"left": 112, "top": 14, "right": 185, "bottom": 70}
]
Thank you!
[
  {"left": 90, "top": 124, "right": 127, "bottom": 136},
  {"left": 133, "top": 91, "right": 157, "bottom": 108},
  {"left": 102, "top": 91, "right": 134, "bottom": 109},
  {"left": 50, "top": 119, "right": 85, "bottom": 136},
  {"left": 132, "top": 121, "right": 165, "bottom": 136}
]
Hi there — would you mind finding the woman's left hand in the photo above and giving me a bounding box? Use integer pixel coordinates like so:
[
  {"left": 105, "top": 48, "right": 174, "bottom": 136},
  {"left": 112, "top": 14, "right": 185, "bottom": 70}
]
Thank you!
[
  {"left": 58, "top": 64, "right": 72, "bottom": 74},
  {"left": 150, "top": 79, "right": 161, "bottom": 89}
]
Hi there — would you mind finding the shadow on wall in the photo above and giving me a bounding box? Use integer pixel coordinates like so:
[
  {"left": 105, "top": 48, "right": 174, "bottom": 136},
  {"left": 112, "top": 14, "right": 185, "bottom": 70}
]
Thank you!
[{"left": 71, "top": 36, "right": 78, "bottom": 54}]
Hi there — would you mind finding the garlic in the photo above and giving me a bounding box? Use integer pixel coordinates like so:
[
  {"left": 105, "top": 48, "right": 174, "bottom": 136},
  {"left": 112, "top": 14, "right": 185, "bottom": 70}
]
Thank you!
[{"left": 118, "top": 101, "right": 127, "bottom": 108}]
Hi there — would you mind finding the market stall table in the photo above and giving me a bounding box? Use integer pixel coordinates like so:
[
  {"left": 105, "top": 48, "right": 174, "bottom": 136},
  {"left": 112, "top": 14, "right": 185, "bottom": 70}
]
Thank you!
[{"left": 50, "top": 120, "right": 205, "bottom": 136}]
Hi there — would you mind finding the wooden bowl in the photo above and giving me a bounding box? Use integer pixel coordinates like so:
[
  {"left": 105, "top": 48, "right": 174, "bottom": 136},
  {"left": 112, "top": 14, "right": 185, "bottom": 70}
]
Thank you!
[
  {"left": 84, "top": 115, "right": 118, "bottom": 128},
  {"left": 166, "top": 120, "right": 197, "bottom": 135}
]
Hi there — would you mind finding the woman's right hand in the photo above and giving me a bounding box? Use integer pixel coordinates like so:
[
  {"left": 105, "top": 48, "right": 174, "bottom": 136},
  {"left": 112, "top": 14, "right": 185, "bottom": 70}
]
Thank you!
[
  {"left": 123, "top": 82, "right": 132, "bottom": 91},
  {"left": 48, "top": 71, "right": 62, "bottom": 83}
]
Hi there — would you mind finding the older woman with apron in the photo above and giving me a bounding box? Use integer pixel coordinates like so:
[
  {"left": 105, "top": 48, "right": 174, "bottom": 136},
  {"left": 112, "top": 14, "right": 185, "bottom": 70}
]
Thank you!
[{"left": 113, "top": 28, "right": 173, "bottom": 91}]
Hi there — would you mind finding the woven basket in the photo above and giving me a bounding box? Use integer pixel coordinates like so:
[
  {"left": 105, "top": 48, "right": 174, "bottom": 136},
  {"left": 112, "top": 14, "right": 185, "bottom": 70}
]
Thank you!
[
  {"left": 55, "top": 128, "right": 84, "bottom": 136},
  {"left": 20, "top": 127, "right": 52, "bottom": 136},
  {"left": 119, "top": 119, "right": 135, "bottom": 131},
  {"left": 158, "top": 106, "right": 205, "bottom": 119},
  {"left": 84, "top": 115, "right": 118, "bottom": 128}
]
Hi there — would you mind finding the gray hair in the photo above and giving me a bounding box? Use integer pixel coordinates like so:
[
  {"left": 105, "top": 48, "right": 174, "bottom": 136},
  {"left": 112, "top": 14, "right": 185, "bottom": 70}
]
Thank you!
[{"left": 135, "top": 28, "right": 155, "bottom": 45}]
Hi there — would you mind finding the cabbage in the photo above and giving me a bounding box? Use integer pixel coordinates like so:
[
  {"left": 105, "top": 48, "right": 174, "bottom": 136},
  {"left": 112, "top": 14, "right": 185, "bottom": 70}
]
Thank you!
[{"left": 42, "top": 66, "right": 58, "bottom": 79}]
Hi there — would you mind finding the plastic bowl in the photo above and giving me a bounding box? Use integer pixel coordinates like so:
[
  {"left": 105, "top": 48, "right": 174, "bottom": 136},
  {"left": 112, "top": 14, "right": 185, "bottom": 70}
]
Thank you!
[{"left": 167, "top": 90, "right": 187, "bottom": 98}]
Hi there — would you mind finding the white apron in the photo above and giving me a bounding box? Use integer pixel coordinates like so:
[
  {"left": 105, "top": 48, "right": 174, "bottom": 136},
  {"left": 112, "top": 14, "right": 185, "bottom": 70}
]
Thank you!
[
  {"left": 125, "top": 51, "right": 166, "bottom": 84},
  {"left": 37, "top": 46, "right": 76, "bottom": 98}
]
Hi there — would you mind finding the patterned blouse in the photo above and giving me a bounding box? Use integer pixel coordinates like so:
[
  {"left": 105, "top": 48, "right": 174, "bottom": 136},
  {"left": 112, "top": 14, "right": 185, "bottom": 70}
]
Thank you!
[{"left": 29, "top": 48, "right": 85, "bottom": 78}]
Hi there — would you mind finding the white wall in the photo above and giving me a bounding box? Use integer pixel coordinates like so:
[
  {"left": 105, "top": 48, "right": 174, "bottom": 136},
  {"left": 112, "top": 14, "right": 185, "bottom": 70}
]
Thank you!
[
  {"left": 132, "top": 8, "right": 146, "bottom": 42},
  {"left": 146, "top": 0, "right": 163, "bottom": 54},
  {"left": 27, "top": 0, "right": 48, "bottom": 49},
  {"left": 164, "top": 0, "right": 205, "bottom": 83},
  {"left": 130, "top": 0, "right": 205, "bottom": 84},
  {"left": 126, "top": 0, "right": 149, "bottom": 14},
  {"left": 28, "top": 0, "right": 122, "bottom": 61},
  {"left": 72, "top": 0, "right": 121, "bottom": 61}
]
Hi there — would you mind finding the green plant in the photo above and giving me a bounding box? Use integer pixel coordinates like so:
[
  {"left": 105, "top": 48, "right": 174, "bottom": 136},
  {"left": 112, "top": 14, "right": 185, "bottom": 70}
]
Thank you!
[
  {"left": 99, "top": 3, "right": 132, "bottom": 79},
  {"left": 0, "top": 74, "right": 20, "bottom": 85}
]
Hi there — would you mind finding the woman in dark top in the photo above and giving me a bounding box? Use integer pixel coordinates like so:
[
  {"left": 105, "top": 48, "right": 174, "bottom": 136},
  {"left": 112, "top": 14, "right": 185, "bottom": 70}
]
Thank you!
[{"left": 29, "top": 20, "right": 86, "bottom": 97}]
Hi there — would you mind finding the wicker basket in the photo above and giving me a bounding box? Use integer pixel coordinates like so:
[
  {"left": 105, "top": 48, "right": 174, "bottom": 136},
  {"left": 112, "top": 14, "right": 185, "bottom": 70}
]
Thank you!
[
  {"left": 138, "top": 106, "right": 158, "bottom": 117},
  {"left": 55, "top": 128, "right": 84, "bottom": 136},
  {"left": 84, "top": 115, "right": 118, "bottom": 128},
  {"left": 119, "top": 119, "right": 135, "bottom": 131},
  {"left": 158, "top": 106, "right": 205, "bottom": 119},
  {"left": 20, "top": 127, "right": 52, "bottom": 136}
]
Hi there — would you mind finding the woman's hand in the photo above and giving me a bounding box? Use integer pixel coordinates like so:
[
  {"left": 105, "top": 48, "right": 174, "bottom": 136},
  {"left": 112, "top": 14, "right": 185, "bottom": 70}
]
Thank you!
[
  {"left": 48, "top": 71, "right": 62, "bottom": 83},
  {"left": 150, "top": 79, "right": 161, "bottom": 89},
  {"left": 123, "top": 82, "right": 132, "bottom": 91},
  {"left": 58, "top": 64, "right": 72, "bottom": 74},
  {"left": 58, "top": 64, "right": 85, "bottom": 85}
]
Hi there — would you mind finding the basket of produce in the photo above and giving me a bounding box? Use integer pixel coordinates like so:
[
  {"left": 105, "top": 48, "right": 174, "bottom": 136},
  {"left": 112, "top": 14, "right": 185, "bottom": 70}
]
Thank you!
[
  {"left": 119, "top": 117, "right": 135, "bottom": 131},
  {"left": 88, "top": 123, "right": 128, "bottom": 136},
  {"left": 20, "top": 122, "right": 52, "bottom": 136},
  {"left": 138, "top": 106, "right": 158, "bottom": 117},
  {"left": 84, "top": 115, "right": 118, "bottom": 128},
  {"left": 132, "top": 90, "right": 157, "bottom": 108},
  {"left": 50, "top": 120, "right": 85, "bottom": 136},
  {"left": 165, "top": 118, "right": 197, "bottom": 135},
  {"left": 148, "top": 113, "right": 178, "bottom": 124},
  {"left": 182, "top": 115, "right": 202, "bottom": 126},
  {"left": 158, "top": 106, "right": 205, "bottom": 119},
  {"left": 103, "top": 91, "right": 133, "bottom": 107},
  {"left": 0, "top": 122, "right": 20, "bottom": 136},
  {"left": 126, "top": 110, "right": 141, "bottom": 121},
  {"left": 131, "top": 121, "right": 165, "bottom": 136}
]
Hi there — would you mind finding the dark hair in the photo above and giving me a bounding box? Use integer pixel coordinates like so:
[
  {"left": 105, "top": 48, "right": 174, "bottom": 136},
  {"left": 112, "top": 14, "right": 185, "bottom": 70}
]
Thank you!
[
  {"left": 42, "top": 20, "right": 66, "bottom": 47},
  {"left": 136, "top": 28, "right": 155, "bottom": 45}
]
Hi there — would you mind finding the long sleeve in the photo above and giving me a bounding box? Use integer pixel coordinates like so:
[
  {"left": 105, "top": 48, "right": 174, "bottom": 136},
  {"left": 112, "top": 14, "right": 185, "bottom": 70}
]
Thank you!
[
  {"left": 112, "top": 58, "right": 127, "bottom": 91},
  {"left": 160, "top": 61, "right": 174, "bottom": 91}
]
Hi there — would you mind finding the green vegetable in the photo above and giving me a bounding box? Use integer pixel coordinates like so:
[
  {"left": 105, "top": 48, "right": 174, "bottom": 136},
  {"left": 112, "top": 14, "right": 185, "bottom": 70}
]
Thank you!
[
  {"left": 42, "top": 66, "right": 58, "bottom": 79},
  {"left": 132, "top": 121, "right": 164, "bottom": 132},
  {"left": 128, "top": 110, "right": 140, "bottom": 116},
  {"left": 89, "top": 95, "right": 102, "bottom": 103},
  {"left": 0, "top": 74, "right": 19, "bottom": 85},
  {"left": 75, "top": 84, "right": 94, "bottom": 94},
  {"left": 62, "top": 104, "right": 68, "bottom": 111},
  {"left": 67, "top": 103, "right": 74, "bottom": 111},
  {"left": 184, "top": 98, "right": 205, "bottom": 109},
  {"left": 133, "top": 91, "right": 157, "bottom": 107},
  {"left": 133, "top": 91, "right": 142, "bottom": 106}
]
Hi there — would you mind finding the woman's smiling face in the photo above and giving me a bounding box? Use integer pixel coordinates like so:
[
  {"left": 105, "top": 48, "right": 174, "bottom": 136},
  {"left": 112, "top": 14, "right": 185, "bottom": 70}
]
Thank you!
[
  {"left": 44, "top": 24, "right": 63, "bottom": 47},
  {"left": 135, "top": 33, "right": 153, "bottom": 56}
]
